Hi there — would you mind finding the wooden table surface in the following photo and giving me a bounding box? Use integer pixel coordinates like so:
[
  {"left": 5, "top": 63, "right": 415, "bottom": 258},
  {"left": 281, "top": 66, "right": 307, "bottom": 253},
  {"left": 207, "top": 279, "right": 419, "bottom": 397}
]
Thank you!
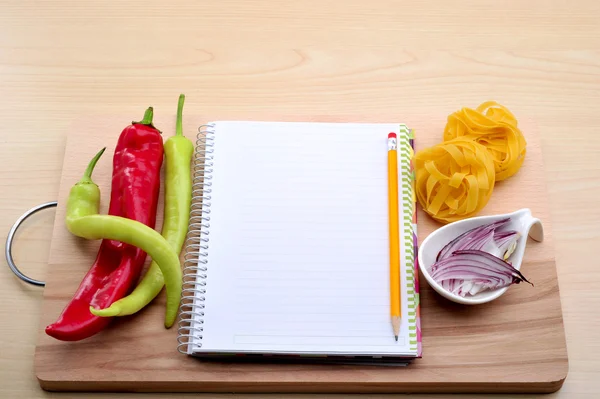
[{"left": 1, "top": 1, "right": 599, "bottom": 398}]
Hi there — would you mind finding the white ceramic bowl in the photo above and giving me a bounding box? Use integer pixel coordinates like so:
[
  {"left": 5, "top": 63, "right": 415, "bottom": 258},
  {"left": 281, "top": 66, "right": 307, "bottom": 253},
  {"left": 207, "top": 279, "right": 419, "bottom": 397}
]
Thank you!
[{"left": 418, "top": 208, "right": 544, "bottom": 305}]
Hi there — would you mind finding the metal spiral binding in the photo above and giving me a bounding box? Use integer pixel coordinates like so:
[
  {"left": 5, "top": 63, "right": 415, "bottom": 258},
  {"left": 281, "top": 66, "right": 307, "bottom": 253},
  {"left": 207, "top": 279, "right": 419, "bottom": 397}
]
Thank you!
[{"left": 177, "top": 123, "right": 215, "bottom": 354}]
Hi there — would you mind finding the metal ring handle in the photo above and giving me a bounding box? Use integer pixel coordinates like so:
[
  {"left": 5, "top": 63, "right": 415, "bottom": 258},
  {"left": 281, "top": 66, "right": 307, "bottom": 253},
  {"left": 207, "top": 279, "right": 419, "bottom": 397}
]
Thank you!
[{"left": 5, "top": 201, "right": 58, "bottom": 287}]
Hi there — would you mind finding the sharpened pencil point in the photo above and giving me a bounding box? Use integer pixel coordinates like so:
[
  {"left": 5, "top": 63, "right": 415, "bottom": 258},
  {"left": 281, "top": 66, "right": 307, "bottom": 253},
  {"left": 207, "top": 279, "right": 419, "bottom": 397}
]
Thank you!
[{"left": 391, "top": 316, "right": 401, "bottom": 342}]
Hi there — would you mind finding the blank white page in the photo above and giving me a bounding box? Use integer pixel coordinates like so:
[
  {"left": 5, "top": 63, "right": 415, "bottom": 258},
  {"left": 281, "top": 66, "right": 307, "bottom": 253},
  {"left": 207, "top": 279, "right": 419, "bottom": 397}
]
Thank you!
[{"left": 193, "top": 121, "right": 416, "bottom": 356}]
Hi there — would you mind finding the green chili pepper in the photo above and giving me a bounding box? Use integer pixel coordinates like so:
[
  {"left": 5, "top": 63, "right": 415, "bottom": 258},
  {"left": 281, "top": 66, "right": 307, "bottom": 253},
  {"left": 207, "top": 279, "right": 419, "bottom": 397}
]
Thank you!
[
  {"left": 90, "top": 94, "right": 193, "bottom": 327},
  {"left": 67, "top": 147, "right": 182, "bottom": 328}
]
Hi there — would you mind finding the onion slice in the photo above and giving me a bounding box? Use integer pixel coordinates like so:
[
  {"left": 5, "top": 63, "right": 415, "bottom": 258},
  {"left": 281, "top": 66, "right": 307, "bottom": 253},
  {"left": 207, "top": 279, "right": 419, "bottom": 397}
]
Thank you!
[
  {"left": 436, "top": 218, "right": 511, "bottom": 261},
  {"left": 430, "top": 250, "right": 533, "bottom": 297},
  {"left": 431, "top": 218, "right": 533, "bottom": 297},
  {"left": 494, "top": 231, "right": 520, "bottom": 260}
]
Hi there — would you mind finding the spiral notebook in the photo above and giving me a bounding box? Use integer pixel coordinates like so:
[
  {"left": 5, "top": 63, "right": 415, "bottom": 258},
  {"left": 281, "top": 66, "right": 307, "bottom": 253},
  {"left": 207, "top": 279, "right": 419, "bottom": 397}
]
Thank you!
[{"left": 177, "top": 121, "right": 421, "bottom": 363}]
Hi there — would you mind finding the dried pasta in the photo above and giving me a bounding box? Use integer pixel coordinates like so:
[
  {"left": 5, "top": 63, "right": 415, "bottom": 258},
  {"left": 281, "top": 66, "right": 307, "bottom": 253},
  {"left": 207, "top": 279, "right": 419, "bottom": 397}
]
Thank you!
[
  {"left": 443, "top": 101, "right": 526, "bottom": 181},
  {"left": 415, "top": 137, "right": 496, "bottom": 224}
]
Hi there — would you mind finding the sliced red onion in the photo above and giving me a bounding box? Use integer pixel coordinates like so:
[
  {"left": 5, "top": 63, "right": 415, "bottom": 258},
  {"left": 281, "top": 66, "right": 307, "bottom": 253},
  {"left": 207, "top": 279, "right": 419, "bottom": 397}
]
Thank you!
[
  {"left": 450, "top": 250, "right": 531, "bottom": 284},
  {"left": 494, "top": 231, "right": 520, "bottom": 260},
  {"left": 431, "top": 218, "right": 527, "bottom": 297},
  {"left": 494, "top": 230, "right": 516, "bottom": 240},
  {"left": 436, "top": 218, "right": 511, "bottom": 261},
  {"left": 429, "top": 249, "right": 533, "bottom": 297}
]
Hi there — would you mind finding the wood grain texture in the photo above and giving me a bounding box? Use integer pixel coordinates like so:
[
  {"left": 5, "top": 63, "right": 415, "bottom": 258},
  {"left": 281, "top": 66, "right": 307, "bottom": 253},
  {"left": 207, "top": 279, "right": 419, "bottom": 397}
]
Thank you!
[
  {"left": 1, "top": 0, "right": 600, "bottom": 398},
  {"left": 31, "top": 115, "right": 567, "bottom": 393}
]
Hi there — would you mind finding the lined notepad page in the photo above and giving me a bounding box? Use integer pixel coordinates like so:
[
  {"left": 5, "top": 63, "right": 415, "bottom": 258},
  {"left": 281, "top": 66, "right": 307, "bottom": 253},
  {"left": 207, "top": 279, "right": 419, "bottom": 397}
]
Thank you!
[{"left": 192, "top": 121, "right": 415, "bottom": 356}]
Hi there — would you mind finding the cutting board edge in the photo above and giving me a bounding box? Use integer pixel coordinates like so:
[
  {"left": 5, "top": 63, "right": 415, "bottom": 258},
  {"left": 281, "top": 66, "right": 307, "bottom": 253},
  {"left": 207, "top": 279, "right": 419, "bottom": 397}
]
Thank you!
[{"left": 36, "top": 373, "right": 568, "bottom": 394}]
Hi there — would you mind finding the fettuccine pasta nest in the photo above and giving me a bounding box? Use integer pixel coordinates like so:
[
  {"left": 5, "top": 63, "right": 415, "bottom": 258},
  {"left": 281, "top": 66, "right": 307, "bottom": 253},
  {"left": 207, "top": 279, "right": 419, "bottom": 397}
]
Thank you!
[
  {"left": 443, "top": 101, "right": 526, "bottom": 181},
  {"left": 415, "top": 137, "right": 496, "bottom": 224},
  {"left": 415, "top": 101, "right": 526, "bottom": 223}
]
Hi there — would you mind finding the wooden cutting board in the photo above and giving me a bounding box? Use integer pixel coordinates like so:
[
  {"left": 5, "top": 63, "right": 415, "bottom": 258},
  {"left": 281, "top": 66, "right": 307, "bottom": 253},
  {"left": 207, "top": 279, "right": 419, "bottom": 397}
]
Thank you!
[{"left": 34, "top": 114, "right": 568, "bottom": 393}]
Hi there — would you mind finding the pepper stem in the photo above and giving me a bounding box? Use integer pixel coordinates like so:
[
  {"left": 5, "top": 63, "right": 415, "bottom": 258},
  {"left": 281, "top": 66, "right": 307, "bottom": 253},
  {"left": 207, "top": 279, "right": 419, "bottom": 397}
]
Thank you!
[
  {"left": 132, "top": 107, "right": 160, "bottom": 132},
  {"left": 176, "top": 94, "right": 185, "bottom": 136},
  {"left": 82, "top": 147, "right": 106, "bottom": 183},
  {"left": 140, "top": 107, "right": 154, "bottom": 125}
]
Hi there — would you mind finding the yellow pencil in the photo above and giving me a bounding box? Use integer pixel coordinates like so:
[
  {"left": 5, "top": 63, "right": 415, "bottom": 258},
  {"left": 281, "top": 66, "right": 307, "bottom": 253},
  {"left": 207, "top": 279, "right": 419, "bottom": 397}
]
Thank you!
[{"left": 387, "top": 132, "right": 401, "bottom": 341}]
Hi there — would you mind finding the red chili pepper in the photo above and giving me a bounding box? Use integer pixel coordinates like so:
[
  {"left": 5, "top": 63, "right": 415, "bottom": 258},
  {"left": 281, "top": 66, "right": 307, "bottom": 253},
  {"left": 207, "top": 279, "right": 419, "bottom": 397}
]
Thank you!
[{"left": 45, "top": 108, "right": 164, "bottom": 341}]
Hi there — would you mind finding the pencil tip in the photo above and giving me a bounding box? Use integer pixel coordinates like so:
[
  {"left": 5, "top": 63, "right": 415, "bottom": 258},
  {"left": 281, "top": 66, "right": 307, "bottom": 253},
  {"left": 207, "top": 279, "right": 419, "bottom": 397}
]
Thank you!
[{"left": 395, "top": 335, "right": 398, "bottom": 342}]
